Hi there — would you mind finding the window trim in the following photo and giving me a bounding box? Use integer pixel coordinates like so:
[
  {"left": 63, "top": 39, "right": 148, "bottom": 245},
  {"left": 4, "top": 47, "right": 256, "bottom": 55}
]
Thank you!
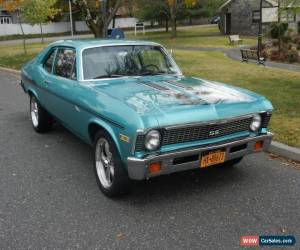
[
  {"left": 43, "top": 47, "right": 57, "bottom": 74},
  {"left": 43, "top": 46, "right": 77, "bottom": 81}
]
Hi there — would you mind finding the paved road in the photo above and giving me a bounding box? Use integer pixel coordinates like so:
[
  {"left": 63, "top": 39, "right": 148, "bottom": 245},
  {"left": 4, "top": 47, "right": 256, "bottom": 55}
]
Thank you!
[{"left": 0, "top": 70, "right": 299, "bottom": 250}]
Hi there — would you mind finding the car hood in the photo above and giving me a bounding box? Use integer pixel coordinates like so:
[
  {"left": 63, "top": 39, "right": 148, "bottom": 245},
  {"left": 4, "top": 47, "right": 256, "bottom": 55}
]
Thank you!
[{"left": 85, "top": 75, "right": 273, "bottom": 127}]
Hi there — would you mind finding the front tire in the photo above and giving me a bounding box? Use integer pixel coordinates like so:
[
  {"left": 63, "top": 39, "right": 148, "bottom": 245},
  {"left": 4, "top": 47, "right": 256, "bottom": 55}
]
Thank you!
[
  {"left": 94, "top": 131, "right": 130, "bottom": 197},
  {"left": 30, "top": 95, "right": 53, "bottom": 133}
]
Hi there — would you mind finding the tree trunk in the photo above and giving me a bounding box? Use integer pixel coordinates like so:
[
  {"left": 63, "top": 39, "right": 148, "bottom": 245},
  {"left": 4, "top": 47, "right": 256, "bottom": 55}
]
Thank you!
[
  {"left": 17, "top": 12, "right": 27, "bottom": 55},
  {"left": 40, "top": 23, "right": 44, "bottom": 43},
  {"left": 170, "top": 16, "right": 177, "bottom": 38},
  {"left": 88, "top": 21, "right": 103, "bottom": 38},
  {"left": 165, "top": 18, "right": 169, "bottom": 32}
]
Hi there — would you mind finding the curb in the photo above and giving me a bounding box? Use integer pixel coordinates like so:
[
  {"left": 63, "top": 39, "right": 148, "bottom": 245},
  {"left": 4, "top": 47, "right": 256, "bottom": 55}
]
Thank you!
[
  {"left": 0, "top": 67, "right": 299, "bottom": 162},
  {"left": 0, "top": 66, "right": 21, "bottom": 75},
  {"left": 268, "top": 141, "right": 300, "bottom": 163}
]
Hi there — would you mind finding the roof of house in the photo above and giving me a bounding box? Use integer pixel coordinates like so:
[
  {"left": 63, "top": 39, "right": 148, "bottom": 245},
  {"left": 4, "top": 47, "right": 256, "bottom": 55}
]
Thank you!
[{"left": 219, "top": 0, "right": 278, "bottom": 11}]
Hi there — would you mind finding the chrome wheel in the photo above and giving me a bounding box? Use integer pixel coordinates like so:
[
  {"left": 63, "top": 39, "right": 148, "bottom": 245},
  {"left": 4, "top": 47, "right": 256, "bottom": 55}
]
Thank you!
[
  {"left": 95, "top": 138, "right": 115, "bottom": 189},
  {"left": 30, "top": 97, "right": 39, "bottom": 127}
]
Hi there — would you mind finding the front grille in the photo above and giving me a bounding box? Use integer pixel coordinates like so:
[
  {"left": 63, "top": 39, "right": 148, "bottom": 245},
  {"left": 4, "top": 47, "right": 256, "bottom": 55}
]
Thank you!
[
  {"left": 134, "top": 113, "right": 272, "bottom": 152},
  {"left": 162, "top": 117, "right": 253, "bottom": 146},
  {"left": 261, "top": 112, "right": 272, "bottom": 128}
]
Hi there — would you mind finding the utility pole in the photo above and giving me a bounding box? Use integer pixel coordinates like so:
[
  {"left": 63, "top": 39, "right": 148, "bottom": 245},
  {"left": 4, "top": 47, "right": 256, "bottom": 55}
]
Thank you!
[
  {"left": 258, "top": 0, "right": 263, "bottom": 57},
  {"left": 101, "top": 0, "right": 108, "bottom": 37},
  {"left": 69, "top": 0, "right": 74, "bottom": 37}
]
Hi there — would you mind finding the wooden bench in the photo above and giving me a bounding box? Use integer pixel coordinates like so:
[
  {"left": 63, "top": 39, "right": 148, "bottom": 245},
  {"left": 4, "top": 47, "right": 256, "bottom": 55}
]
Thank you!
[
  {"left": 229, "top": 35, "right": 243, "bottom": 45},
  {"left": 240, "top": 49, "right": 266, "bottom": 65}
]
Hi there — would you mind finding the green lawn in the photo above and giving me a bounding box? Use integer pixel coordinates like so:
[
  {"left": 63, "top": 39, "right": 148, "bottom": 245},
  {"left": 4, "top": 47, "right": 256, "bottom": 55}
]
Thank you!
[
  {"left": 0, "top": 26, "right": 299, "bottom": 147},
  {"left": 129, "top": 25, "right": 257, "bottom": 48}
]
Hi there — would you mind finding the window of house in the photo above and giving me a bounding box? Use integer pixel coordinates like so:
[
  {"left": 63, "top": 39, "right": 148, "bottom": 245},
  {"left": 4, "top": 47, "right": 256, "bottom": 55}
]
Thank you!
[
  {"left": 54, "top": 48, "right": 77, "bottom": 80},
  {"left": 43, "top": 49, "right": 57, "bottom": 73},
  {"left": 252, "top": 10, "right": 261, "bottom": 23}
]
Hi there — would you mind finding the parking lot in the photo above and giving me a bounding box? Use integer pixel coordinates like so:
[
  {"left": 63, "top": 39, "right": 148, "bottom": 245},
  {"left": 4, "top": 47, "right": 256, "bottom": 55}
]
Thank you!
[{"left": 0, "top": 70, "right": 299, "bottom": 249}]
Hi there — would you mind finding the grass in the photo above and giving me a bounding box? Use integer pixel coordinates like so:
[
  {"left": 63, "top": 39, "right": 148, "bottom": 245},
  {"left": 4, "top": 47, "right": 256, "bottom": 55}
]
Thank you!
[
  {"left": 0, "top": 25, "right": 299, "bottom": 147},
  {"left": 129, "top": 25, "right": 257, "bottom": 48}
]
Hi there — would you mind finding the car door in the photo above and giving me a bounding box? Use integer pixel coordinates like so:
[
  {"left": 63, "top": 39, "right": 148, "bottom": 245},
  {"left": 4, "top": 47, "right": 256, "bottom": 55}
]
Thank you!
[{"left": 43, "top": 47, "right": 78, "bottom": 129}]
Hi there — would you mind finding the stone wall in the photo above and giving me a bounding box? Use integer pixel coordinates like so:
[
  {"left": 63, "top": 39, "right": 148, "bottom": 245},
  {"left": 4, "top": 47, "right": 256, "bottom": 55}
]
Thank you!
[{"left": 219, "top": 0, "right": 273, "bottom": 36}]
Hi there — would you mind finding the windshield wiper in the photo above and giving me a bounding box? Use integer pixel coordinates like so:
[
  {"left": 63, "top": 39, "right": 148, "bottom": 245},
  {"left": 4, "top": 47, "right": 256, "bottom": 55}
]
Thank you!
[{"left": 93, "top": 74, "right": 126, "bottom": 79}]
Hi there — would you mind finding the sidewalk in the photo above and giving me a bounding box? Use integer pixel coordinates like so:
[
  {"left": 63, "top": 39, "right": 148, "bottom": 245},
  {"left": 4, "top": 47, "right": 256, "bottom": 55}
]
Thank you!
[{"left": 172, "top": 46, "right": 300, "bottom": 73}]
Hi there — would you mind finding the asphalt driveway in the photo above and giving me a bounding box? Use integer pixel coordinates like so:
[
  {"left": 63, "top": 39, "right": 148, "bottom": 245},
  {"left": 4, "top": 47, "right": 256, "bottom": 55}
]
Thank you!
[{"left": 0, "top": 70, "right": 299, "bottom": 249}]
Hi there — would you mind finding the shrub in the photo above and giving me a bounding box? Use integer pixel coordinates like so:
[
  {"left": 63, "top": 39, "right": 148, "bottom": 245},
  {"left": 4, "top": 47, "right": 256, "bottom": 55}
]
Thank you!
[
  {"left": 270, "top": 49, "right": 280, "bottom": 60},
  {"left": 287, "top": 48, "right": 299, "bottom": 63},
  {"left": 270, "top": 23, "right": 288, "bottom": 39},
  {"left": 281, "top": 35, "right": 292, "bottom": 44}
]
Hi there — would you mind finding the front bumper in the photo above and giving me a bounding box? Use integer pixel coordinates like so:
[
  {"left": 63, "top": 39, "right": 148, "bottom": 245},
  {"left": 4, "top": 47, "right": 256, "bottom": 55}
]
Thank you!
[{"left": 127, "top": 133, "right": 273, "bottom": 180}]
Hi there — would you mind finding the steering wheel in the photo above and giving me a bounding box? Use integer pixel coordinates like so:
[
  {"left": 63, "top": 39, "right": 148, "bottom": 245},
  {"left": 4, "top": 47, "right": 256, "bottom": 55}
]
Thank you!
[{"left": 143, "top": 64, "right": 159, "bottom": 72}]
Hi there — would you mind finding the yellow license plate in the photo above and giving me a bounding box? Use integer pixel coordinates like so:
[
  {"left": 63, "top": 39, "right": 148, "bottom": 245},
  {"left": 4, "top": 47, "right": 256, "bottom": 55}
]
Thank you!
[{"left": 200, "top": 150, "right": 226, "bottom": 168}]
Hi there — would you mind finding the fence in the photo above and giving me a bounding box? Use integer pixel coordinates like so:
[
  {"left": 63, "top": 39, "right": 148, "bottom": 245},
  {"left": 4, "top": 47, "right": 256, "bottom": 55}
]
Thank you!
[{"left": 0, "top": 18, "right": 140, "bottom": 36}]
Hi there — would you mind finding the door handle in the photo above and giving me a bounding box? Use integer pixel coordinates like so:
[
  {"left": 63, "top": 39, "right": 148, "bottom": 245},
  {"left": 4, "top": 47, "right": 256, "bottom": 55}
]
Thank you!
[{"left": 44, "top": 80, "right": 51, "bottom": 84}]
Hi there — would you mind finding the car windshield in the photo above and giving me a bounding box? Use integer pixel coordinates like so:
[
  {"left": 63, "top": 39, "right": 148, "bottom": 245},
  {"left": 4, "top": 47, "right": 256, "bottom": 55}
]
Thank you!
[{"left": 82, "top": 45, "right": 181, "bottom": 80}]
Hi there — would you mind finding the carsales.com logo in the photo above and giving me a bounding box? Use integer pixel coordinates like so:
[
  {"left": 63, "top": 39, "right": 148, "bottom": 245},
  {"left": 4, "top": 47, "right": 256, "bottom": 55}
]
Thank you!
[
  {"left": 240, "top": 235, "right": 296, "bottom": 247},
  {"left": 240, "top": 236, "right": 259, "bottom": 246}
]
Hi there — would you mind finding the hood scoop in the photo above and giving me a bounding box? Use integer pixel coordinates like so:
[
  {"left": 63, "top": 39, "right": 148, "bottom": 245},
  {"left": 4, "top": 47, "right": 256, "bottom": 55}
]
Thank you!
[{"left": 140, "top": 81, "right": 170, "bottom": 91}]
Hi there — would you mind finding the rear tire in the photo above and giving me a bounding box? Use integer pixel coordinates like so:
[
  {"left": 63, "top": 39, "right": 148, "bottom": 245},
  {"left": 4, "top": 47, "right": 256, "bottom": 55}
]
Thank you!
[
  {"left": 30, "top": 95, "right": 53, "bottom": 133},
  {"left": 94, "top": 130, "right": 130, "bottom": 197}
]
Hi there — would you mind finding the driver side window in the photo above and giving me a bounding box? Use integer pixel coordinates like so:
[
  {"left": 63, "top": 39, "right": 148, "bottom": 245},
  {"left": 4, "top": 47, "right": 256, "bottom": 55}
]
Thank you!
[{"left": 54, "top": 48, "right": 77, "bottom": 80}]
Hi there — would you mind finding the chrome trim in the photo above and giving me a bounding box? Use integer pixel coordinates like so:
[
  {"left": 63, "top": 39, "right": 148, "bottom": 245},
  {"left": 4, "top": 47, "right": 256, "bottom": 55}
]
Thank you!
[
  {"left": 164, "top": 111, "right": 270, "bottom": 130},
  {"left": 127, "top": 133, "right": 273, "bottom": 180},
  {"left": 79, "top": 43, "right": 183, "bottom": 82}
]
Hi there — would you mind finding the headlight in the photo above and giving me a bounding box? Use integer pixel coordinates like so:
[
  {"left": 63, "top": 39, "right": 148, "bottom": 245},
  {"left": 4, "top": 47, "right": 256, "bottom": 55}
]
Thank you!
[
  {"left": 250, "top": 114, "right": 262, "bottom": 132},
  {"left": 145, "top": 130, "right": 161, "bottom": 151}
]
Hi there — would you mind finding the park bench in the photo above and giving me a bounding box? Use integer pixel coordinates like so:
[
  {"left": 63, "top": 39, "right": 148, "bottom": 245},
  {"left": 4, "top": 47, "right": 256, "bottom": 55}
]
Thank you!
[
  {"left": 229, "top": 35, "right": 243, "bottom": 45},
  {"left": 240, "top": 49, "right": 266, "bottom": 65}
]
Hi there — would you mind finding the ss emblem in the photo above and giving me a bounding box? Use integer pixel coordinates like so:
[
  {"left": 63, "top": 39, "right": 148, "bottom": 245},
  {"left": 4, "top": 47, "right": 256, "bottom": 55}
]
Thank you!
[{"left": 209, "top": 130, "right": 220, "bottom": 136}]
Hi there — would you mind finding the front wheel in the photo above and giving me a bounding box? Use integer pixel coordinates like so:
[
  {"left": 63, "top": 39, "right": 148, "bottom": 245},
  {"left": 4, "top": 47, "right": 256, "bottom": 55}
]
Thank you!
[
  {"left": 30, "top": 95, "right": 53, "bottom": 133},
  {"left": 94, "top": 131, "right": 130, "bottom": 197}
]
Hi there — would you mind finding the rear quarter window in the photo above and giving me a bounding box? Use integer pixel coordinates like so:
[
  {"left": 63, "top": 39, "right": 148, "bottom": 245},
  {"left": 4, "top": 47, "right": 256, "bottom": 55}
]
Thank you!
[{"left": 43, "top": 49, "right": 56, "bottom": 73}]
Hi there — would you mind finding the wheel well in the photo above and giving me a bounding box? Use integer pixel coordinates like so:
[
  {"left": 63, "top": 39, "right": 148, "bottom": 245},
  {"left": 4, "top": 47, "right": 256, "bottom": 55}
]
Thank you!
[
  {"left": 28, "top": 90, "right": 34, "bottom": 97},
  {"left": 89, "top": 123, "right": 105, "bottom": 143}
]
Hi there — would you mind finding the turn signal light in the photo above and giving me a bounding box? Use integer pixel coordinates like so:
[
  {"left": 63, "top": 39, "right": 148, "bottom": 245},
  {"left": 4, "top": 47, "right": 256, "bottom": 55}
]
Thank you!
[
  {"left": 149, "top": 162, "right": 161, "bottom": 174},
  {"left": 254, "top": 141, "right": 264, "bottom": 151}
]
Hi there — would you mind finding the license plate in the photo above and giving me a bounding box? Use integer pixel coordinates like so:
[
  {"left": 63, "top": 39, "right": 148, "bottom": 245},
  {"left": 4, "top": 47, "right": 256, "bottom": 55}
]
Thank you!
[{"left": 200, "top": 150, "right": 226, "bottom": 168}]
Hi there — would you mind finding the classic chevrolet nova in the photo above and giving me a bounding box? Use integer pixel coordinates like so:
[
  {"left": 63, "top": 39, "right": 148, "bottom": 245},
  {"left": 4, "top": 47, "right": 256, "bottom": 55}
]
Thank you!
[{"left": 21, "top": 39, "right": 273, "bottom": 197}]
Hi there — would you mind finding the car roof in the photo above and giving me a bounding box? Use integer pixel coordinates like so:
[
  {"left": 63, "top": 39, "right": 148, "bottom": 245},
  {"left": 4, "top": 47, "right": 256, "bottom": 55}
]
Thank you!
[{"left": 49, "top": 39, "right": 161, "bottom": 50}]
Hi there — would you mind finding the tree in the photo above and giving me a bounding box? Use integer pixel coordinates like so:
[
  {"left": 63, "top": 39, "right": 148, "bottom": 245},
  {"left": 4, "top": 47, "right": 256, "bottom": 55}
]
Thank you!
[
  {"left": 135, "top": 0, "right": 197, "bottom": 37},
  {"left": 72, "top": 0, "right": 123, "bottom": 38},
  {"left": 167, "top": 0, "right": 197, "bottom": 37},
  {"left": 21, "top": 0, "right": 60, "bottom": 43},
  {"left": 0, "top": 0, "right": 27, "bottom": 54},
  {"left": 135, "top": 0, "right": 171, "bottom": 32}
]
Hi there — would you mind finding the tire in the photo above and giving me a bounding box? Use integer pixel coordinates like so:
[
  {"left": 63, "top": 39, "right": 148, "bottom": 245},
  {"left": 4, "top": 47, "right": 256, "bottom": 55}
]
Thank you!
[
  {"left": 94, "top": 130, "right": 130, "bottom": 197},
  {"left": 220, "top": 157, "right": 244, "bottom": 168},
  {"left": 30, "top": 95, "right": 53, "bottom": 133}
]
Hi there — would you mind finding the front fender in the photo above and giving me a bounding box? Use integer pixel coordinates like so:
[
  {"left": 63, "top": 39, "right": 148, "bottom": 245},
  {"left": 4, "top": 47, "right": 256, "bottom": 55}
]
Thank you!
[{"left": 88, "top": 117, "right": 124, "bottom": 160}]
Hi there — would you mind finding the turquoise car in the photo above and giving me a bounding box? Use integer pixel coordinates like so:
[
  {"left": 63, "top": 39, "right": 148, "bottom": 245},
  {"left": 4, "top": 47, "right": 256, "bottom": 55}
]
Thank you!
[{"left": 21, "top": 39, "right": 273, "bottom": 197}]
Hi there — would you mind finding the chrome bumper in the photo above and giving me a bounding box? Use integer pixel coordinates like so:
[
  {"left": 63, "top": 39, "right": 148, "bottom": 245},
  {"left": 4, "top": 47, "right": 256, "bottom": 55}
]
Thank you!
[{"left": 127, "top": 133, "right": 273, "bottom": 180}]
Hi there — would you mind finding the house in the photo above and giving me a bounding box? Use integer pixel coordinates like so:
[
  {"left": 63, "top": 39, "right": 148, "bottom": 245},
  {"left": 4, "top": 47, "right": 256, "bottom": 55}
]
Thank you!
[
  {"left": 0, "top": 9, "right": 12, "bottom": 24},
  {"left": 218, "top": 0, "right": 300, "bottom": 35},
  {"left": 0, "top": 7, "right": 18, "bottom": 24}
]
